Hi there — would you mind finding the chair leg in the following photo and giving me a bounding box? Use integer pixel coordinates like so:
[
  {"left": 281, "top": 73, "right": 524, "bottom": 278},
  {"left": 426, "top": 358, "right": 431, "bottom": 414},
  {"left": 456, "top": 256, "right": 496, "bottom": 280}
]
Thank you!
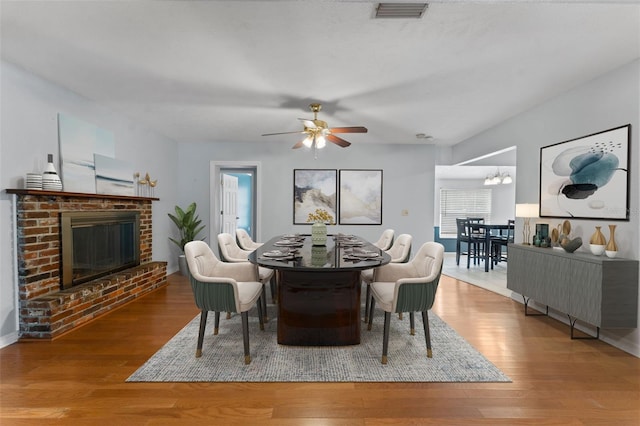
[
  {"left": 261, "top": 284, "right": 268, "bottom": 322},
  {"left": 409, "top": 312, "right": 415, "bottom": 335},
  {"left": 455, "top": 240, "right": 461, "bottom": 265},
  {"left": 196, "top": 310, "right": 208, "bottom": 358},
  {"left": 381, "top": 311, "right": 391, "bottom": 364},
  {"left": 256, "top": 296, "right": 265, "bottom": 332},
  {"left": 241, "top": 311, "right": 251, "bottom": 365},
  {"left": 367, "top": 298, "right": 376, "bottom": 331},
  {"left": 422, "top": 310, "right": 432, "bottom": 358},
  {"left": 213, "top": 311, "right": 220, "bottom": 335},
  {"left": 364, "top": 283, "right": 371, "bottom": 323}
]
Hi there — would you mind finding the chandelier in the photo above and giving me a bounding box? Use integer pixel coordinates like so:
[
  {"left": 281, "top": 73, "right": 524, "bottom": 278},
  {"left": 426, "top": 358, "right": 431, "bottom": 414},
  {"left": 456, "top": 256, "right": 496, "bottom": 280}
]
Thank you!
[{"left": 484, "top": 169, "right": 512, "bottom": 185}]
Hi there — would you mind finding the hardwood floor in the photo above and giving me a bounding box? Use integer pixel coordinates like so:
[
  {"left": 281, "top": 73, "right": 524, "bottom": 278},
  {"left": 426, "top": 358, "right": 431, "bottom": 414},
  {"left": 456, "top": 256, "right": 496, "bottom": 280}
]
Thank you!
[{"left": 1, "top": 272, "right": 639, "bottom": 425}]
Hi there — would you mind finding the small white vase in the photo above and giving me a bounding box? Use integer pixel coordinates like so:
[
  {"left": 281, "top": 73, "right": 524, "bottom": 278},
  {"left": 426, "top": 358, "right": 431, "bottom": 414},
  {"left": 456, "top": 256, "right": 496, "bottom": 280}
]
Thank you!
[
  {"left": 42, "top": 153, "right": 62, "bottom": 191},
  {"left": 605, "top": 250, "right": 618, "bottom": 259},
  {"left": 311, "top": 222, "right": 327, "bottom": 246}
]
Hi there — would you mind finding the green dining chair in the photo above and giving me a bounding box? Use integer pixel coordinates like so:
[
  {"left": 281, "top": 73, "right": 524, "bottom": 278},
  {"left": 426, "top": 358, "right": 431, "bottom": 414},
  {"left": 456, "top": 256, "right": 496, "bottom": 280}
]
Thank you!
[
  {"left": 367, "top": 241, "right": 444, "bottom": 364},
  {"left": 184, "top": 241, "right": 265, "bottom": 365},
  {"left": 362, "top": 233, "right": 412, "bottom": 323}
]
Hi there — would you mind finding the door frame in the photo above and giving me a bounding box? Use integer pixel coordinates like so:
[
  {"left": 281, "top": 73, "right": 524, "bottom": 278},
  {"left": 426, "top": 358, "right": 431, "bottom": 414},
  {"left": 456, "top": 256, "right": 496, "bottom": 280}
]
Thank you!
[{"left": 210, "top": 161, "right": 262, "bottom": 243}]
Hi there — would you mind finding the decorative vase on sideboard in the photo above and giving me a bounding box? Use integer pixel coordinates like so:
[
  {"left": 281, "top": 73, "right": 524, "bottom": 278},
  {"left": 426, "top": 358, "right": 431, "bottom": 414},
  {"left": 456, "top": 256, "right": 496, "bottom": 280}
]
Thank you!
[
  {"left": 589, "top": 226, "right": 606, "bottom": 255},
  {"left": 311, "top": 222, "right": 328, "bottom": 246},
  {"left": 605, "top": 224, "right": 618, "bottom": 258}
]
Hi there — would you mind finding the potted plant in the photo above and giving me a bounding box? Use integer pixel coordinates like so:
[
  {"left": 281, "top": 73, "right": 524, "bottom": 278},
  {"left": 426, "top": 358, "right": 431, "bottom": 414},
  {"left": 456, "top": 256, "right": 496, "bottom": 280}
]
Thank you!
[{"left": 168, "top": 202, "right": 205, "bottom": 275}]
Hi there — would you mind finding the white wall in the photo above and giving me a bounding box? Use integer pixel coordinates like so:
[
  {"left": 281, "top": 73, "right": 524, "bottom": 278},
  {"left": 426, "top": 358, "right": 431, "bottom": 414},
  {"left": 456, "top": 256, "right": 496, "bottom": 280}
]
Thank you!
[
  {"left": 177, "top": 141, "right": 437, "bottom": 256},
  {"left": 451, "top": 59, "right": 640, "bottom": 357},
  {"left": 0, "top": 61, "right": 180, "bottom": 346}
]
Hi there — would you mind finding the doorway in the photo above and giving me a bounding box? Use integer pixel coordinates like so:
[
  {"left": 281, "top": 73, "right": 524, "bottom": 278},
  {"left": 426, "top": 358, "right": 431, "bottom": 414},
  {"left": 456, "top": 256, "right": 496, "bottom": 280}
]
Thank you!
[{"left": 210, "top": 161, "right": 262, "bottom": 242}]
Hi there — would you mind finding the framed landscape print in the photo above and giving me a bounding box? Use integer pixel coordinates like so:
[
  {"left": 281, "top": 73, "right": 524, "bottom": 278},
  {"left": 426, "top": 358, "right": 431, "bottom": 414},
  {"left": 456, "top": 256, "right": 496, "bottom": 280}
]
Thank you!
[
  {"left": 293, "top": 169, "right": 337, "bottom": 224},
  {"left": 339, "top": 169, "right": 382, "bottom": 225},
  {"left": 539, "top": 124, "right": 630, "bottom": 220}
]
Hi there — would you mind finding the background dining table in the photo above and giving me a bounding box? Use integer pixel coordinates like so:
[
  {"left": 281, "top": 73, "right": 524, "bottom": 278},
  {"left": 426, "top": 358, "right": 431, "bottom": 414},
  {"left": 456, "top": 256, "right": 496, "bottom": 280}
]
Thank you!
[{"left": 468, "top": 223, "right": 511, "bottom": 272}]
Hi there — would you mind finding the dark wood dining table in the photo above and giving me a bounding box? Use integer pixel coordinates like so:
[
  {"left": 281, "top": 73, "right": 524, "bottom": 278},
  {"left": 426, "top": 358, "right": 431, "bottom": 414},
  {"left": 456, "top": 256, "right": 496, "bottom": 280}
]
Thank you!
[
  {"left": 248, "top": 234, "right": 391, "bottom": 346},
  {"left": 468, "top": 223, "right": 511, "bottom": 272}
]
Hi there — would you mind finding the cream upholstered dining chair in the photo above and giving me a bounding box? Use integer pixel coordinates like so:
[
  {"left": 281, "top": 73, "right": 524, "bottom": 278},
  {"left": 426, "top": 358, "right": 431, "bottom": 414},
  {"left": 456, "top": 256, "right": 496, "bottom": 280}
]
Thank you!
[
  {"left": 217, "top": 232, "right": 275, "bottom": 320},
  {"left": 184, "top": 241, "right": 264, "bottom": 365},
  {"left": 372, "top": 229, "right": 394, "bottom": 251},
  {"left": 236, "top": 228, "right": 263, "bottom": 251},
  {"left": 362, "top": 233, "right": 412, "bottom": 323},
  {"left": 367, "top": 241, "right": 444, "bottom": 364}
]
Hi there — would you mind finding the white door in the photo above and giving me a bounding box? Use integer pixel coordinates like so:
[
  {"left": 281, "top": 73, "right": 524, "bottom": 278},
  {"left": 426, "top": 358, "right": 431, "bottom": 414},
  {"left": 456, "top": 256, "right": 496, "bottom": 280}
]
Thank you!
[{"left": 221, "top": 174, "right": 239, "bottom": 234}]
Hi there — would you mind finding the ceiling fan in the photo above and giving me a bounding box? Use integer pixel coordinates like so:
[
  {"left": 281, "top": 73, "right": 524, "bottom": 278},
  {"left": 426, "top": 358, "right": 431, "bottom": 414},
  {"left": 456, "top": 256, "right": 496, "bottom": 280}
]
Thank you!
[{"left": 262, "top": 103, "right": 367, "bottom": 150}]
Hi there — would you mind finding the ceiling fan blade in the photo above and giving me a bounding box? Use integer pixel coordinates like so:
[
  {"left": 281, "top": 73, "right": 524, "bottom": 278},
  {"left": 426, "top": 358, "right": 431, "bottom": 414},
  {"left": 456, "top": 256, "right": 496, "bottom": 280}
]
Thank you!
[
  {"left": 292, "top": 140, "right": 306, "bottom": 149},
  {"left": 329, "top": 126, "right": 368, "bottom": 134},
  {"left": 262, "top": 131, "right": 305, "bottom": 136},
  {"left": 327, "top": 134, "right": 351, "bottom": 148}
]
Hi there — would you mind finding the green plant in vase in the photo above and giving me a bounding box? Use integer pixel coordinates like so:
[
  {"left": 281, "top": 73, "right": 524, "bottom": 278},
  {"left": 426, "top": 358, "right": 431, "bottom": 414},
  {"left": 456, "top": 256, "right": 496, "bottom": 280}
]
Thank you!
[{"left": 168, "top": 202, "right": 205, "bottom": 275}]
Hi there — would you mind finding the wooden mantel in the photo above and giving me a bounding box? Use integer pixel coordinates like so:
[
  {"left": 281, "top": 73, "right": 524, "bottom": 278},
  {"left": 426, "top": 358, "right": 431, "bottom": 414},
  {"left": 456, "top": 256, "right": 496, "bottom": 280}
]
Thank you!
[{"left": 6, "top": 188, "right": 159, "bottom": 201}]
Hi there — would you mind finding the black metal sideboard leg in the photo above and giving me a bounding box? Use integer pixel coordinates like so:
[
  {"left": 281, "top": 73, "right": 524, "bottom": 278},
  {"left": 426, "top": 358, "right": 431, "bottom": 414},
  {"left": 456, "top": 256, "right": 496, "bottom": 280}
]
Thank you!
[
  {"left": 568, "top": 315, "right": 600, "bottom": 340},
  {"left": 523, "top": 296, "right": 548, "bottom": 316}
]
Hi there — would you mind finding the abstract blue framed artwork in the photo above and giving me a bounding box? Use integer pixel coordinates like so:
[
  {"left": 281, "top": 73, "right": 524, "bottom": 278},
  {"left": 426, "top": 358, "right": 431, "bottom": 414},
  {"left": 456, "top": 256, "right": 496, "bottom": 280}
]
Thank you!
[
  {"left": 339, "top": 169, "right": 383, "bottom": 225},
  {"left": 539, "top": 124, "right": 630, "bottom": 220},
  {"left": 293, "top": 169, "right": 337, "bottom": 225}
]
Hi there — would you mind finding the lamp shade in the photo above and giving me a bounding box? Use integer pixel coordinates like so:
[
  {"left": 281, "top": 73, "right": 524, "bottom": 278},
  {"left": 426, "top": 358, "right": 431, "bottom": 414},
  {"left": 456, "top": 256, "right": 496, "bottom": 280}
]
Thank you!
[{"left": 515, "top": 203, "right": 539, "bottom": 218}]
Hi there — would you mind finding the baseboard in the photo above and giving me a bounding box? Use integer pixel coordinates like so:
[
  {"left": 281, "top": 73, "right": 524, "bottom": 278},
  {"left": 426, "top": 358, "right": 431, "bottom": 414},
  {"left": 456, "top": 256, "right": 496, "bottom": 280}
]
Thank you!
[{"left": 0, "top": 331, "right": 19, "bottom": 349}]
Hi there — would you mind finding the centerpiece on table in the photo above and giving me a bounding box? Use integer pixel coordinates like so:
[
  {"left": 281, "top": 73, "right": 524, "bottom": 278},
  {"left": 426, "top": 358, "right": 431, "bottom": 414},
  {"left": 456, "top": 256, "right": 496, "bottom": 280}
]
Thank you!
[{"left": 307, "top": 208, "right": 335, "bottom": 246}]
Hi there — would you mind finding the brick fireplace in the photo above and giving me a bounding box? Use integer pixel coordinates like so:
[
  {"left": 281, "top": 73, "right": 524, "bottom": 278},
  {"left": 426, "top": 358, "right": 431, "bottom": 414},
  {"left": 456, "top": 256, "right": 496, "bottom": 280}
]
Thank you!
[{"left": 7, "top": 189, "right": 167, "bottom": 339}]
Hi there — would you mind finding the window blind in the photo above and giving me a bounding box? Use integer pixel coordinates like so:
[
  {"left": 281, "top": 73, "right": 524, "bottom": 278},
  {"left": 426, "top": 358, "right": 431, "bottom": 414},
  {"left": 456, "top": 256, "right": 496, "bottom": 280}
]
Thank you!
[{"left": 439, "top": 188, "right": 492, "bottom": 235}]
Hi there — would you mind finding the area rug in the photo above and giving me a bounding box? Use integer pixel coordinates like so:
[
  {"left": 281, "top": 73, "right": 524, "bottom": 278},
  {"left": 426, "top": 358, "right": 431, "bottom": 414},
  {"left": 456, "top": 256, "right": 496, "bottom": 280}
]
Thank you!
[{"left": 127, "top": 305, "right": 510, "bottom": 383}]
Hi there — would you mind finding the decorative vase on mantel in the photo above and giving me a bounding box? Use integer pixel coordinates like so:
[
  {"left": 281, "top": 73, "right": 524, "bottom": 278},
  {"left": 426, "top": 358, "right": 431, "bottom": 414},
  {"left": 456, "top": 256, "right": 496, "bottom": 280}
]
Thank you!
[
  {"left": 311, "top": 221, "right": 328, "bottom": 246},
  {"left": 605, "top": 224, "right": 618, "bottom": 258},
  {"left": 41, "top": 153, "right": 63, "bottom": 191},
  {"left": 589, "top": 226, "right": 606, "bottom": 256}
]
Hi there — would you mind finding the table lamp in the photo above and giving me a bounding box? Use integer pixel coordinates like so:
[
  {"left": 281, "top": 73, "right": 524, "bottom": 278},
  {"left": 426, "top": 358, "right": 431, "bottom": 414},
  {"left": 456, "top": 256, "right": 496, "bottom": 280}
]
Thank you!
[{"left": 515, "top": 203, "right": 539, "bottom": 245}]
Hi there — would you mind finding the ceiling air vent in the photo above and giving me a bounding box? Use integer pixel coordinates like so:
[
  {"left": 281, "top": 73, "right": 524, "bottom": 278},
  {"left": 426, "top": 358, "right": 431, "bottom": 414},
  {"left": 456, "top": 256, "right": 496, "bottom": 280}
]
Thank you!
[{"left": 375, "top": 3, "right": 428, "bottom": 19}]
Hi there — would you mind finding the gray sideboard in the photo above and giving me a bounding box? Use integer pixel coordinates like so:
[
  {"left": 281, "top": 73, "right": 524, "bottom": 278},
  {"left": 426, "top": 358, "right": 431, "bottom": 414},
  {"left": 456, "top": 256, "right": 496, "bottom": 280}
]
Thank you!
[{"left": 507, "top": 243, "right": 638, "bottom": 337}]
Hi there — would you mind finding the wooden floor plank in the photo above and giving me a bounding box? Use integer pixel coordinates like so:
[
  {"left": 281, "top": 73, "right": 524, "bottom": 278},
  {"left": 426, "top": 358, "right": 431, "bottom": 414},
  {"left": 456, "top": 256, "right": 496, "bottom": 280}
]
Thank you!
[{"left": 1, "top": 273, "right": 639, "bottom": 424}]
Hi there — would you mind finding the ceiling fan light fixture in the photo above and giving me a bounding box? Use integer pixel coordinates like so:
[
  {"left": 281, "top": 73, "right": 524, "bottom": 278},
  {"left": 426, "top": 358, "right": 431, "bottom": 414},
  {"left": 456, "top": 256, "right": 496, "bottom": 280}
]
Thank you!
[
  {"left": 302, "top": 135, "right": 313, "bottom": 148},
  {"left": 316, "top": 135, "right": 326, "bottom": 149}
]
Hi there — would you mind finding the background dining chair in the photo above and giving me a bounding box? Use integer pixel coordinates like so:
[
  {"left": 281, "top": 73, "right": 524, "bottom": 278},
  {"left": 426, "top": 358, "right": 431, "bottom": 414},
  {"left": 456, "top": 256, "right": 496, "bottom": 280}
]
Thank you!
[
  {"left": 455, "top": 218, "right": 470, "bottom": 266},
  {"left": 236, "top": 228, "right": 263, "bottom": 251},
  {"left": 362, "top": 233, "right": 412, "bottom": 323},
  {"left": 367, "top": 241, "right": 444, "bottom": 364},
  {"left": 184, "top": 240, "right": 264, "bottom": 364},
  {"left": 491, "top": 219, "right": 515, "bottom": 267},
  {"left": 217, "top": 232, "right": 275, "bottom": 320},
  {"left": 464, "top": 219, "right": 485, "bottom": 268},
  {"left": 372, "top": 229, "right": 394, "bottom": 251}
]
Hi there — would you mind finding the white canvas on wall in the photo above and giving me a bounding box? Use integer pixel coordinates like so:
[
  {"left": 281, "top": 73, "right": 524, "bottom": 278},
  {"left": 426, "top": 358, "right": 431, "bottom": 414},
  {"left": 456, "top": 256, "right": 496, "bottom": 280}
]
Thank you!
[
  {"left": 94, "top": 154, "right": 135, "bottom": 196},
  {"left": 58, "top": 113, "right": 115, "bottom": 193}
]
